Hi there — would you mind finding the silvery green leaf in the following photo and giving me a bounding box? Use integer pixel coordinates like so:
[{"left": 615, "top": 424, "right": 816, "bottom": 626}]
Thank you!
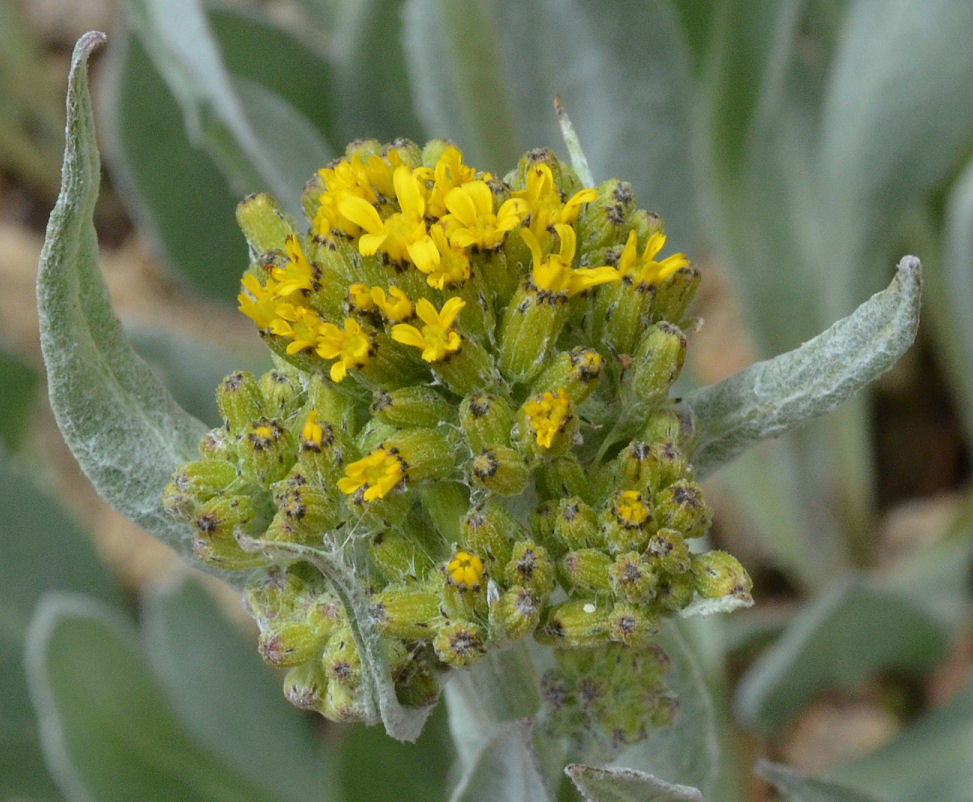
[
  {"left": 566, "top": 764, "right": 703, "bottom": 802},
  {"left": 688, "top": 256, "right": 921, "bottom": 476},
  {"left": 755, "top": 760, "right": 882, "bottom": 802},
  {"left": 238, "top": 537, "right": 433, "bottom": 742},
  {"left": 124, "top": 0, "right": 329, "bottom": 218},
  {"left": 36, "top": 33, "right": 226, "bottom": 581},
  {"left": 734, "top": 579, "right": 949, "bottom": 734},
  {"left": 448, "top": 719, "right": 550, "bottom": 802}
]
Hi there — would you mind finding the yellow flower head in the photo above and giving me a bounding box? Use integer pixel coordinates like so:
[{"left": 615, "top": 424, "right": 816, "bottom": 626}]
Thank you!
[
  {"left": 522, "top": 224, "right": 620, "bottom": 300},
  {"left": 515, "top": 163, "right": 597, "bottom": 238},
  {"left": 415, "top": 146, "right": 482, "bottom": 219},
  {"left": 347, "top": 282, "right": 377, "bottom": 313},
  {"left": 442, "top": 181, "right": 527, "bottom": 250},
  {"left": 301, "top": 409, "right": 325, "bottom": 450},
  {"left": 618, "top": 230, "right": 690, "bottom": 292},
  {"left": 339, "top": 165, "right": 434, "bottom": 266},
  {"left": 524, "top": 388, "right": 571, "bottom": 449},
  {"left": 614, "top": 490, "right": 651, "bottom": 528},
  {"left": 315, "top": 318, "right": 373, "bottom": 382},
  {"left": 391, "top": 297, "right": 466, "bottom": 362},
  {"left": 370, "top": 286, "right": 414, "bottom": 323},
  {"left": 415, "top": 224, "right": 471, "bottom": 290},
  {"left": 446, "top": 550, "right": 485, "bottom": 591},
  {"left": 237, "top": 273, "right": 278, "bottom": 329},
  {"left": 337, "top": 447, "right": 404, "bottom": 501},
  {"left": 270, "top": 235, "right": 317, "bottom": 298}
]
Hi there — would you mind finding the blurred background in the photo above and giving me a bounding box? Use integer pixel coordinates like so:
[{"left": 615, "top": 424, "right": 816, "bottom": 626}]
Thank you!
[{"left": 2, "top": 0, "right": 971, "bottom": 799}]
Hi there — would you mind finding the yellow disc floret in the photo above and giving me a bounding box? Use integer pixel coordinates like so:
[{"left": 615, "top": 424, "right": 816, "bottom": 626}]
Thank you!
[
  {"left": 391, "top": 297, "right": 466, "bottom": 362},
  {"left": 337, "top": 448, "right": 404, "bottom": 501},
  {"left": 315, "top": 318, "right": 373, "bottom": 382},
  {"left": 446, "top": 550, "right": 485, "bottom": 591},
  {"left": 614, "top": 490, "right": 651, "bottom": 527},
  {"left": 522, "top": 223, "right": 620, "bottom": 300},
  {"left": 618, "top": 230, "right": 690, "bottom": 292},
  {"left": 524, "top": 388, "right": 571, "bottom": 449}
]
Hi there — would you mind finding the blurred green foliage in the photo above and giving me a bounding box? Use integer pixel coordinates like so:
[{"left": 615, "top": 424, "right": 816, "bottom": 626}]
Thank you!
[{"left": 3, "top": 0, "right": 972, "bottom": 799}]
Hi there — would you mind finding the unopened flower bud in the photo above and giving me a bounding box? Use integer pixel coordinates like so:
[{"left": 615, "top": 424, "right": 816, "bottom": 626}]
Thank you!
[
  {"left": 530, "top": 346, "right": 603, "bottom": 404},
  {"left": 644, "top": 528, "right": 691, "bottom": 574},
  {"left": 536, "top": 599, "right": 611, "bottom": 648},
  {"left": 690, "top": 550, "right": 753, "bottom": 601},
  {"left": 552, "top": 496, "right": 601, "bottom": 551},
  {"left": 163, "top": 458, "right": 238, "bottom": 519},
  {"left": 239, "top": 418, "right": 296, "bottom": 486},
  {"left": 655, "top": 572, "right": 696, "bottom": 612},
  {"left": 471, "top": 446, "right": 530, "bottom": 495},
  {"left": 640, "top": 405, "right": 696, "bottom": 454},
  {"left": 461, "top": 500, "right": 520, "bottom": 567},
  {"left": 650, "top": 265, "right": 700, "bottom": 324},
  {"left": 608, "top": 551, "right": 657, "bottom": 603},
  {"left": 498, "top": 290, "right": 568, "bottom": 384},
  {"left": 459, "top": 392, "right": 514, "bottom": 452},
  {"left": 258, "top": 368, "right": 305, "bottom": 418},
  {"left": 236, "top": 192, "right": 294, "bottom": 257},
  {"left": 269, "top": 475, "right": 341, "bottom": 543},
  {"left": 559, "top": 549, "right": 612, "bottom": 594},
  {"left": 258, "top": 618, "right": 326, "bottom": 668},
  {"left": 322, "top": 626, "right": 362, "bottom": 685},
  {"left": 371, "top": 586, "right": 442, "bottom": 640},
  {"left": 575, "top": 179, "right": 636, "bottom": 253},
  {"left": 654, "top": 480, "right": 711, "bottom": 539},
  {"left": 217, "top": 371, "right": 264, "bottom": 433},
  {"left": 493, "top": 585, "right": 541, "bottom": 641},
  {"left": 433, "top": 620, "right": 486, "bottom": 668},
  {"left": 608, "top": 602, "right": 659, "bottom": 647},
  {"left": 505, "top": 540, "right": 555, "bottom": 598},
  {"left": 192, "top": 494, "right": 266, "bottom": 570},
  {"left": 283, "top": 660, "right": 328, "bottom": 712},
  {"left": 371, "top": 385, "right": 456, "bottom": 428},
  {"left": 536, "top": 454, "right": 588, "bottom": 501},
  {"left": 628, "top": 322, "right": 686, "bottom": 409},
  {"left": 369, "top": 530, "right": 435, "bottom": 583},
  {"left": 322, "top": 678, "right": 365, "bottom": 722}
]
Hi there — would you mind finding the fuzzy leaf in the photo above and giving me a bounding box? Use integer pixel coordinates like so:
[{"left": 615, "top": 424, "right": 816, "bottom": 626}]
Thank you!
[
  {"left": 239, "top": 537, "right": 433, "bottom": 742},
  {"left": 734, "top": 580, "right": 949, "bottom": 734},
  {"left": 688, "top": 256, "right": 921, "bottom": 475},
  {"left": 755, "top": 760, "right": 882, "bottom": 802},
  {"left": 566, "top": 764, "right": 703, "bottom": 802},
  {"left": 25, "top": 594, "right": 276, "bottom": 801},
  {"left": 448, "top": 719, "right": 549, "bottom": 802},
  {"left": 36, "top": 33, "right": 228, "bottom": 580}
]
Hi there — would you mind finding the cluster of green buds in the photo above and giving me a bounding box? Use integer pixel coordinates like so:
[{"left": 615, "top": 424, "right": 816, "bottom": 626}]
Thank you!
[{"left": 163, "top": 138, "right": 751, "bottom": 743}]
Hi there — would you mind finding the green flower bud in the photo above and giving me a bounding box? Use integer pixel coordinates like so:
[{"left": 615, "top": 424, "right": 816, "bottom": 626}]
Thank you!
[
  {"left": 199, "top": 427, "right": 236, "bottom": 460},
  {"left": 654, "top": 572, "right": 696, "bottom": 613},
  {"left": 268, "top": 475, "right": 342, "bottom": 543},
  {"left": 608, "top": 602, "right": 659, "bottom": 648},
  {"left": 552, "top": 496, "right": 601, "bottom": 551},
  {"left": 498, "top": 290, "right": 567, "bottom": 384},
  {"left": 417, "top": 481, "right": 469, "bottom": 544},
  {"left": 639, "top": 404, "right": 696, "bottom": 453},
  {"left": 505, "top": 541, "right": 555, "bottom": 598},
  {"left": 608, "top": 551, "right": 657, "bottom": 603},
  {"left": 559, "top": 549, "right": 612, "bottom": 594},
  {"left": 217, "top": 371, "right": 264, "bottom": 433},
  {"left": 650, "top": 265, "right": 700, "bottom": 324},
  {"left": 383, "top": 427, "right": 457, "bottom": 484},
  {"left": 371, "top": 586, "right": 442, "bottom": 640},
  {"left": 283, "top": 660, "right": 328, "bottom": 712},
  {"left": 369, "top": 530, "right": 435, "bottom": 583},
  {"left": 433, "top": 620, "right": 486, "bottom": 668},
  {"left": 690, "top": 550, "right": 753, "bottom": 601},
  {"left": 393, "top": 659, "right": 440, "bottom": 708},
  {"left": 236, "top": 192, "right": 293, "bottom": 257},
  {"left": 163, "top": 458, "right": 238, "bottom": 518},
  {"left": 430, "top": 336, "right": 498, "bottom": 397},
  {"left": 654, "top": 480, "right": 711, "bottom": 539},
  {"left": 371, "top": 385, "right": 456, "bottom": 428},
  {"left": 575, "top": 179, "right": 636, "bottom": 253},
  {"left": 459, "top": 392, "right": 515, "bottom": 452},
  {"left": 530, "top": 346, "right": 604, "bottom": 404},
  {"left": 471, "top": 446, "right": 530, "bottom": 495},
  {"left": 461, "top": 500, "right": 520, "bottom": 567},
  {"left": 493, "top": 585, "right": 541, "bottom": 641},
  {"left": 536, "top": 599, "right": 611, "bottom": 648},
  {"left": 322, "top": 677, "right": 365, "bottom": 722},
  {"left": 322, "top": 625, "right": 362, "bottom": 686},
  {"left": 601, "top": 490, "right": 656, "bottom": 554},
  {"left": 192, "top": 494, "right": 267, "bottom": 570},
  {"left": 383, "top": 137, "right": 423, "bottom": 168},
  {"left": 644, "top": 528, "right": 691, "bottom": 574},
  {"left": 536, "top": 454, "right": 589, "bottom": 501},
  {"left": 238, "top": 418, "right": 296, "bottom": 487},
  {"left": 627, "top": 322, "right": 686, "bottom": 408},
  {"left": 258, "top": 368, "right": 305, "bottom": 419},
  {"left": 258, "top": 618, "right": 325, "bottom": 668}
]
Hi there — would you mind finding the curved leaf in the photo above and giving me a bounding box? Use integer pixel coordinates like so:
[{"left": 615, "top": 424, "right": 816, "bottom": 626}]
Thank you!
[
  {"left": 36, "top": 32, "right": 224, "bottom": 581},
  {"left": 755, "top": 760, "right": 881, "bottom": 802},
  {"left": 734, "top": 580, "right": 949, "bottom": 734},
  {"left": 448, "top": 719, "right": 549, "bottom": 802},
  {"left": 25, "top": 593, "right": 276, "bottom": 802},
  {"left": 566, "top": 764, "right": 703, "bottom": 802},
  {"left": 688, "top": 256, "right": 921, "bottom": 475}
]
